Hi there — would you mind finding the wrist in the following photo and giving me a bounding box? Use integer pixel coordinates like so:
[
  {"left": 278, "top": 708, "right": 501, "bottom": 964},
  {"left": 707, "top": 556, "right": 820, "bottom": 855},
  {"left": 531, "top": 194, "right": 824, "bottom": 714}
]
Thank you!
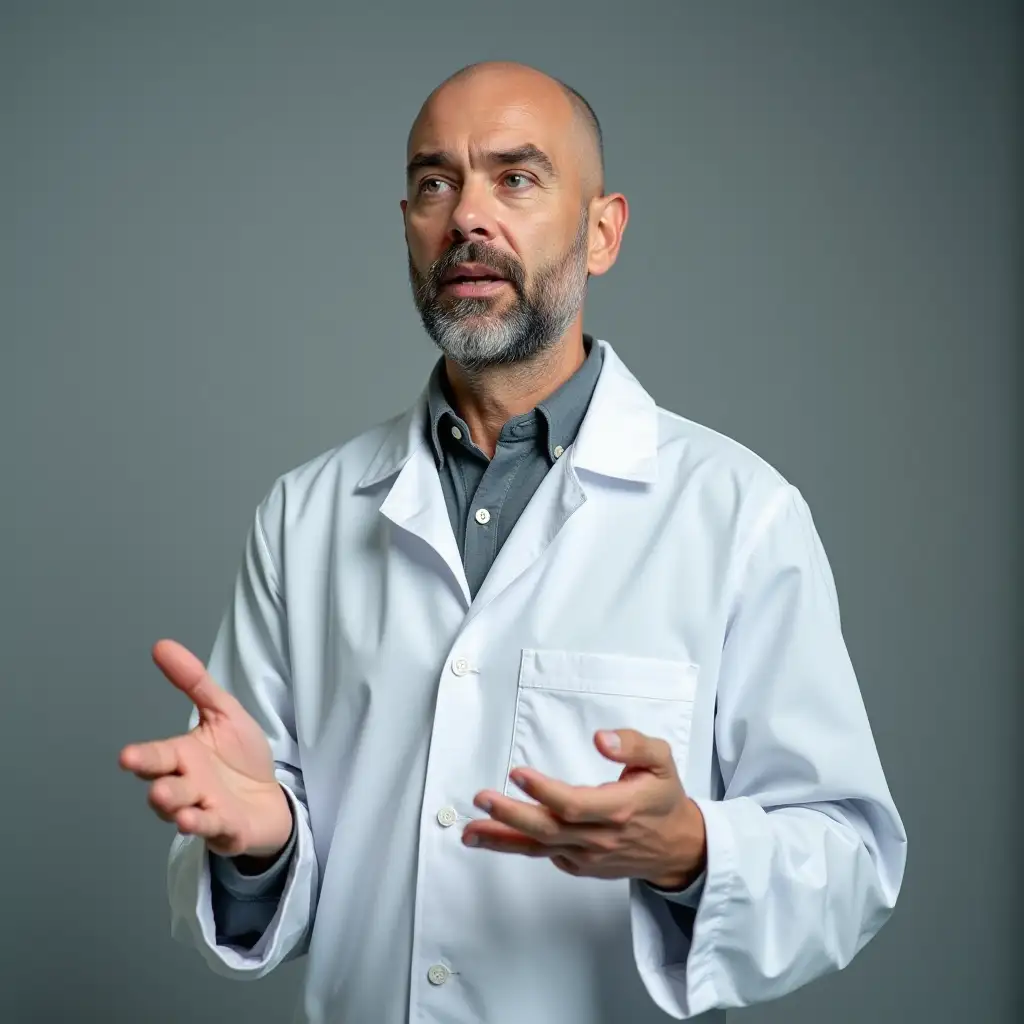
[
  {"left": 235, "top": 784, "right": 295, "bottom": 873},
  {"left": 645, "top": 797, "right": 707, "bottom": 891}
]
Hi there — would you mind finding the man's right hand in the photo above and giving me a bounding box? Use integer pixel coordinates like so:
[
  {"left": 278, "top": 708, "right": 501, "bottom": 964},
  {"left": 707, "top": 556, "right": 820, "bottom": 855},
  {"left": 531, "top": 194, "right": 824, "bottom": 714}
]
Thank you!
[{"left": 120, "top": 639, "right": 294, "bottom": 861}]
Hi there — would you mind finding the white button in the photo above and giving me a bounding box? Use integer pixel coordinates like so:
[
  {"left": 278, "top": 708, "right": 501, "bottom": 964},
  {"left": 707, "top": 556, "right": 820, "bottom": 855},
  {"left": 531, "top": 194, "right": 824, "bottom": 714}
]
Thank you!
[
  {"left": 553, "top": 445, "right": 564, "bottom": 458},
  {"left": 436, "top": 806, "right": 458, "bottom": 828},
  {"left": 450, "top": 426, "right": 463, "bottom": 441},
  {"left": 474, "top": 508, "right": 491, "bottom": 525},
  {"left": 451, "top": 656, "right": 471, "bottom": 676},
  {"left": 427, "top": 963, "right": 451, "bottom": 986}
]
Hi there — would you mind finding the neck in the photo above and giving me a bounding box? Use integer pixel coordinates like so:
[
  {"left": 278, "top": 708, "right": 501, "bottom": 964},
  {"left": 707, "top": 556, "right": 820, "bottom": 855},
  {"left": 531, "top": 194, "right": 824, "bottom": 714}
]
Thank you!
[{"left": 443, "top": 324, "right": 587, "bottom": 459}]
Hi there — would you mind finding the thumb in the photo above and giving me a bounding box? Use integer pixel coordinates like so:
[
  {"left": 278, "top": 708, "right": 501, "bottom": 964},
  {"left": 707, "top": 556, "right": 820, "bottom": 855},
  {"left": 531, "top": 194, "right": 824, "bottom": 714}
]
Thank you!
[
  {"left": 152, "top": 639, "right": 236, "bottom": 716},
  {"left": 595, "top": 729, "right": 676, "bottom": 777}
]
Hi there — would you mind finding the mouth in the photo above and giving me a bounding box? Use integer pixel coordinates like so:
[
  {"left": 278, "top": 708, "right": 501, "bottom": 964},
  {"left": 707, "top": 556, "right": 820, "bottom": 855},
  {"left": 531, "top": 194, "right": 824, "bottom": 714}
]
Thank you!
[
  {"left": 440, "top": 277, "right": 511, "bottom": 298},
  {"left": 439, "top": 262, "right": 513, "bottom": 298}
]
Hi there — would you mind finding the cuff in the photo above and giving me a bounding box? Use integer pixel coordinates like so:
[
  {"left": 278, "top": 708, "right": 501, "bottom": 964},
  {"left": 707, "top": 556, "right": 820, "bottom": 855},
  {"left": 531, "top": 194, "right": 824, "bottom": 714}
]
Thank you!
[
  {"left": 209, "top": 814, "right": 298, "bottom": 899},
  {"left": 643, "top": 868, "right": 707, "bottom": 908}
]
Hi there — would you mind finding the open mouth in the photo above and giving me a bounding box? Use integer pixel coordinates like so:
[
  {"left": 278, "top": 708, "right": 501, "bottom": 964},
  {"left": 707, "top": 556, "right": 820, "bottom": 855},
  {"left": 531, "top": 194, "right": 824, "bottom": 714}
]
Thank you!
[{"left": 441, "top": 275, "right": 510, "bottom": 296}]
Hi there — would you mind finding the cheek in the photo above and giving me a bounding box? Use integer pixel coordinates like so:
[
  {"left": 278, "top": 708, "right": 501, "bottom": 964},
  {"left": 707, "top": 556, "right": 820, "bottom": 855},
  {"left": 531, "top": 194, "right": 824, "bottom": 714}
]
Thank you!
[{"left": 404, "top": 212, "right": 433, "bottom": 251}]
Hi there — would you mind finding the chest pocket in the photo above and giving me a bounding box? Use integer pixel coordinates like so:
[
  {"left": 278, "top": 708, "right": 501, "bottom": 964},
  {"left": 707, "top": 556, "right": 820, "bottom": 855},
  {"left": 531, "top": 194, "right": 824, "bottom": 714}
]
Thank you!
[{"left": 503, "top": 648, "right": 698, "bottom": 796}]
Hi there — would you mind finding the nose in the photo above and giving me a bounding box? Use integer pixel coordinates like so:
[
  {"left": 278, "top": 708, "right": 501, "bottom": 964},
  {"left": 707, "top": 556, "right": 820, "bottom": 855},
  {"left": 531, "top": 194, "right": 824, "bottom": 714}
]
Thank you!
[{"left": 447, "top": 178, "right": 496, "bottom": 245}]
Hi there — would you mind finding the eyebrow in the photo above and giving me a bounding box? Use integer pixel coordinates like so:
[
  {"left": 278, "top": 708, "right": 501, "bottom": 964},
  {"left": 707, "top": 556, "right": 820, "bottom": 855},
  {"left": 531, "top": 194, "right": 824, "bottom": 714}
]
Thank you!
[{"left": 406, "top": 144, "right": 557, "bottom": 182}]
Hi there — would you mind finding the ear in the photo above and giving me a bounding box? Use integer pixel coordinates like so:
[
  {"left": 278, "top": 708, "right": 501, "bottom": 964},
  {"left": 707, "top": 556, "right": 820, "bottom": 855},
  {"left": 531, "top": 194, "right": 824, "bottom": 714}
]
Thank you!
[
  {"left": 587, "top": 193, "right": 629, "bottom": 277},
  {"left": 400, "top": 198, "right": 408, "bottom": 215}
]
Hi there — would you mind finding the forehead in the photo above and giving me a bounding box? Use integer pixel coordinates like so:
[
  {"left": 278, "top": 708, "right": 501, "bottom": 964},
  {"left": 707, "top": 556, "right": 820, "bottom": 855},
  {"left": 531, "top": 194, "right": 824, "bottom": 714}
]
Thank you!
[{"left": 408, "top": 75, "right": 575, "bottom": 162}]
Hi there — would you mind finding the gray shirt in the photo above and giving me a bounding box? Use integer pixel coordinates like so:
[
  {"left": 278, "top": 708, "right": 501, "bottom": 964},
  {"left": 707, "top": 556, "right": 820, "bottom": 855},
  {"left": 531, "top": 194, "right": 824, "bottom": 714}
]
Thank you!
[
  {"left": 427, "top": 334, "right": 603, "bottom": 598},
  {"left": 209, "top": 335, "right": 702, "bottom": 948}
]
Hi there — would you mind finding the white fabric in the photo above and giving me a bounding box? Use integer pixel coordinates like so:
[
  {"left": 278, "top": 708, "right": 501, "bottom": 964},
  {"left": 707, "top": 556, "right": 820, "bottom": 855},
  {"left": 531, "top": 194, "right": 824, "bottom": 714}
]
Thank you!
[{"left": 167, "top": 338, "right": 907, "bottom": 1024}]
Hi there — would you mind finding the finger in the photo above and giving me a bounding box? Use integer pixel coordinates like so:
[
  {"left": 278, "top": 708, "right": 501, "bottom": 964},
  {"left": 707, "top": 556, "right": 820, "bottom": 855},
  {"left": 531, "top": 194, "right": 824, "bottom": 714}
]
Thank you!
[
  {"left": 151, "top": 639, "right": 237, "bottom": 716},
  {"left": 148, "top": 775, "right": 200, "bottom": 817},
  {"left": 473, "top": 790, "right": 575, "bottom": 846},
  {"left": 120, "top": 738, "right": 182, "bottom": 780},
  {"left": 595, "top": 729, "right": 677, "bottom": 777},
  {"left": 508, "top": 767, "right": 644, "bottom": 825},
  {"left": 174, "top": 805, "right": 225, "bottom": 839},
  {"left": 551, "top": 854, "right": 583, "bottom": 875},
  {"left": 462, "top": 822, "right": 568, "bottom": 858}
]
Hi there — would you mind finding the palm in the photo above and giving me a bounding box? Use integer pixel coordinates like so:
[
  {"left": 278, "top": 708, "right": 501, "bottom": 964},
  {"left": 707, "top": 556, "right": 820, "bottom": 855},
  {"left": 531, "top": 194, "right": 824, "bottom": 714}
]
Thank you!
[
  {"left": 192, "top": 707, "right": 274, "bottom": 789},
  {"left": 120, "top": 639, "right": 293, "bottom": 859}
]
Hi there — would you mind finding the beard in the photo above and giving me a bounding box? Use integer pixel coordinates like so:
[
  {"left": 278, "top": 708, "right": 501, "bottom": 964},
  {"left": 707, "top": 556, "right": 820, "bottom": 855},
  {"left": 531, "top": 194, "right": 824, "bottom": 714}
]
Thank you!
[{"left": 407, "top": 210, "right": 590, "bottom": 371}]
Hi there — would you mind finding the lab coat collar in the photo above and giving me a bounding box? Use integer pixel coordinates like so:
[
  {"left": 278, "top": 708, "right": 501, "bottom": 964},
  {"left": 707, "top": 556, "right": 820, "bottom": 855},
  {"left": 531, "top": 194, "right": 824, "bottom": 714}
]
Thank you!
[{"left": 356, "top": 338, "right": 660, "bottom": 491}]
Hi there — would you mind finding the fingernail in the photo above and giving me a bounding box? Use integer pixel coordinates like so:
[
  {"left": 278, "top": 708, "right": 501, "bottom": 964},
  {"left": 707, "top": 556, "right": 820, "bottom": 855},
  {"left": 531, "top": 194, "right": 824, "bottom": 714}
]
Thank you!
[
  {"left": 476, "top": 797, "right": 492, "bottom": 812},
  {"left": 464, "top": 833, "right": 480, "bottom": 847},
  {"left": 600, "top": 730, "right": 621, "bottom": 752},
  {"left": 509, "top": 772, "right": 527, "bottom": 790}
]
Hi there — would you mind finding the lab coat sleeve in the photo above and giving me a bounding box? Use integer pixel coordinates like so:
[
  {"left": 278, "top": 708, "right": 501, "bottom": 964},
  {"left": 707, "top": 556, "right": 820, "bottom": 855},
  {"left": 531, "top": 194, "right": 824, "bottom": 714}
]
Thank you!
[
  {"left": 166, "top": 492, "right": 320, "bottom": 978},
  {"left": 630, "top": 485, "right": 907, "bottom": 1018}
]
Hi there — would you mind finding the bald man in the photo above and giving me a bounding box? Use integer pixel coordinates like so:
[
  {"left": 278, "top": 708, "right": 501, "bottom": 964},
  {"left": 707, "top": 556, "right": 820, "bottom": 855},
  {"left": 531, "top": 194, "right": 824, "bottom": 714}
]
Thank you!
[{"left": 122, "top": 62, "right": 906, "bottom": 1024}]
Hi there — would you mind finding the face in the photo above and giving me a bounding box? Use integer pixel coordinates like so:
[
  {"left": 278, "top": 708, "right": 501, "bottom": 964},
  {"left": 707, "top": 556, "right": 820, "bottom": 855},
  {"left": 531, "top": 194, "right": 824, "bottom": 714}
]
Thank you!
[{"left": 403, "top": 74, "right": 594, "bottom": 370}]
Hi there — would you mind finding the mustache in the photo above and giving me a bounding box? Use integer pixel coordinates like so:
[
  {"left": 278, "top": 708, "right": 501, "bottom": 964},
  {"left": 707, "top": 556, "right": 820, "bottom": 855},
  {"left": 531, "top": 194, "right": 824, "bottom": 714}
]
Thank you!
[{"left": 428, "top": 242, "right": 526, "bottom": 293}]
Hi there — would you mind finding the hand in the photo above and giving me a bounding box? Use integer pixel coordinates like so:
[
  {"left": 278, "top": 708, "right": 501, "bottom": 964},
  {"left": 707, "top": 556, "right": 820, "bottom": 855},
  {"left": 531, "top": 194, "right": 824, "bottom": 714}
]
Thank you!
[
  {"left": 462, "top": 728, "right": 707, "bottom": 889},
  {"left": 119, "top": 639, "right": 294, "bottom": 860}
]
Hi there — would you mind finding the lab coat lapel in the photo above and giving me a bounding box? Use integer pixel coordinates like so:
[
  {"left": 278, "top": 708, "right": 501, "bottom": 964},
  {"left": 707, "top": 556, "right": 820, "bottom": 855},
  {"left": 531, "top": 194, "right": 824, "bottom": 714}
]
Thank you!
[
  {"left": 358, "top": 393, "right": 471, "bottom": 607},
  {"left": 468, "top": 340, "right": 660, "bottom": 617},
  {"left": 467, "top": 452, "right": 586, "bottom": 617},
  {"left": 357, "top": 340, "right": 660, "bottom": 616}
]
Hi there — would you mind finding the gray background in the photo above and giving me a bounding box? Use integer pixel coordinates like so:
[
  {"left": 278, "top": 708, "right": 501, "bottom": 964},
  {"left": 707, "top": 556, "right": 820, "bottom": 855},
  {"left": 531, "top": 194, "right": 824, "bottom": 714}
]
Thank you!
[{"left": 1, "top": 1, "right": 1020, "bottom": 1022}]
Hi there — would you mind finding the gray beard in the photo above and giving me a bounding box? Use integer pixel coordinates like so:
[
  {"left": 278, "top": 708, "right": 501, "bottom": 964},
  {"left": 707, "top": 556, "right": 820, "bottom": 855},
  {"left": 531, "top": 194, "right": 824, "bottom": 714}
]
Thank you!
[{"left": 407, "top": 213, "right": 590, "bottom": 372}]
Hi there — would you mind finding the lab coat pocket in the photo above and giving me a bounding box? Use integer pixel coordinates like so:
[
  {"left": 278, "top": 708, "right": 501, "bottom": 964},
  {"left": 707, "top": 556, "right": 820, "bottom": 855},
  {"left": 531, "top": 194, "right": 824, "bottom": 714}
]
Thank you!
[{"left": 504, "top": 649, "right": 698, "bottom": 797}]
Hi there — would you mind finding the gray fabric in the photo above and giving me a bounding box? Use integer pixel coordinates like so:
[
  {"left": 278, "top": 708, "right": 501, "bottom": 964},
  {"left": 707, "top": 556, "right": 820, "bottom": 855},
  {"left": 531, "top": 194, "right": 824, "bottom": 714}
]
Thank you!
[{"left": 426, "top": 335, "right": 604, "bottom": 598}]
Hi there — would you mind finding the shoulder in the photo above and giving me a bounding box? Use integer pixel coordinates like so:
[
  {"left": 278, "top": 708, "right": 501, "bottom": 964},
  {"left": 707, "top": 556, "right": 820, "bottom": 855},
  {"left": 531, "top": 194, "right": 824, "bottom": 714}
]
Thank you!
[
  {"left": 252, "top": 407, "right": 415, "bottom": 545},
  {"left": 654, "top": 401, "right": 791, "bottom": 505},
  {"left": 649, "top": 401, "right": 815, "bottom": 582}
]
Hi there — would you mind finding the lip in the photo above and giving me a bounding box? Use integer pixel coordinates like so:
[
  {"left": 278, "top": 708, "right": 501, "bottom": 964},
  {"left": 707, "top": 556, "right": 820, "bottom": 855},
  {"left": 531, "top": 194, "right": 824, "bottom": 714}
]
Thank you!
[
  {"left": 441, "top": 278, "right": 510, "bottom": 298},
  {"left": 441, "top": 261, "right": 507, "bottom": 284}
]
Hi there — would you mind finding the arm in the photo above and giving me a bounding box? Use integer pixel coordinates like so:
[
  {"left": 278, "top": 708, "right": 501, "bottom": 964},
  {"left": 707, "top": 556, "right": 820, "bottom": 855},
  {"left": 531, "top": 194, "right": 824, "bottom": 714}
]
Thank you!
[
  {"left": 632, "top": 485, "right": 908, "bottom": 1018},
  {"left": 167, "top": 488, "right": 320, "bottom": 978}
]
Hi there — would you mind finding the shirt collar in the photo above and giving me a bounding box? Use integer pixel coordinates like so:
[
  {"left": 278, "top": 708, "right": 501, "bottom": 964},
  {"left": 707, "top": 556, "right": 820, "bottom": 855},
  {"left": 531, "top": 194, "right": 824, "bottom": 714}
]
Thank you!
[
  {"left": 425, "top": 335, "right": 604, "bottom": 467},
  {"left": 357, "top": 338, "right": 659, "bottom": 491}
]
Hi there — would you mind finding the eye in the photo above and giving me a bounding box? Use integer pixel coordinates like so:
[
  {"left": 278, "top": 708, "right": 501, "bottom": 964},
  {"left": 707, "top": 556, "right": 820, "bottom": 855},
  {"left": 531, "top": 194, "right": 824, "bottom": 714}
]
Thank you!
[
  {"left": 419, "top": 178, "right": 452, "bottom": 196},
  {"left": 503, "top": 173, "right": 533, "bottom": 190}
]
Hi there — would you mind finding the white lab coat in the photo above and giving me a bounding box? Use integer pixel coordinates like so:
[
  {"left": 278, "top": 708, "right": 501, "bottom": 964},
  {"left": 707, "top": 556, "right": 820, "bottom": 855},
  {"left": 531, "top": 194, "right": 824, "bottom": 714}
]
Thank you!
[{"left": 167, "top": 338, "right": 906, "bottom": 1024}]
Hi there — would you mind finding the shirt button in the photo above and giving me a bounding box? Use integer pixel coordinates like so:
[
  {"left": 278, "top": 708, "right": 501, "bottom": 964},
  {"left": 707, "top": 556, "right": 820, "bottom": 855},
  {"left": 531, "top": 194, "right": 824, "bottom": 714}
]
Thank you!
[
  {"left": 553, "top": 445, "right": 564, "bottom": 458},
  {"left": 427, "top": 964, "right": 451, "bottom": 986},
  {"left": 436, "top": 806, "right": 458, "bottom": 828},
  {"left": 474, "top": 508, "right": 491, "bottom": 525},
  {"left": 451, "top": 657, "right": 471, "bottom": 676},
  {"left": 450, "top": 425, "right": 463, "bottom": 441}
]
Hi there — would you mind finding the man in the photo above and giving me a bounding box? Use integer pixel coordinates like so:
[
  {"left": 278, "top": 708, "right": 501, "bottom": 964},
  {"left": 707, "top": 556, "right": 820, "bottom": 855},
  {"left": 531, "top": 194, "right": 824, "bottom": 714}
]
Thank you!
[{"left": 120, "top": 61, "right": 907, "bottom": 1024}]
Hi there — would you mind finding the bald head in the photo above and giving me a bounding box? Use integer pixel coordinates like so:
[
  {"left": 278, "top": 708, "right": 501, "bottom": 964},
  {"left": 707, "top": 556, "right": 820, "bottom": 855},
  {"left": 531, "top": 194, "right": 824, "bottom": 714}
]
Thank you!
[
  {"left": 402, "top": 61, "right": 628, "bottom": 370},
  {"left": 408, "top": 61, "right": 605, "bottom": 197}
]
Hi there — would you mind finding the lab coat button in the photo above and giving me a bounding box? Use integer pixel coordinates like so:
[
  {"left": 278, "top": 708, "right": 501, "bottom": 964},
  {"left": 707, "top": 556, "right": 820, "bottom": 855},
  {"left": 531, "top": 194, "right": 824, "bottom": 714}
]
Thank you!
[
  {"left": 427, "top": 964, "right": 451, "bottom": 986},
  {"left": 451, "top": 657, "right": 471, "bottom": 676},
  {"left": 436, "top": 806, "right": 458, "bottom": 828},
  {"left": 474, "top": 508, "right": 491, "bottom": 525}
]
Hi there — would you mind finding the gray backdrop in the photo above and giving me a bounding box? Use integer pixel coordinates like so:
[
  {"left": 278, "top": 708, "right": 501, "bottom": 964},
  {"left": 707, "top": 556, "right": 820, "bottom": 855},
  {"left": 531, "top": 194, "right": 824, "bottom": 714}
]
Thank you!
[{"left": 2, "top": 2, "right": 1020, "bottom": 1022}]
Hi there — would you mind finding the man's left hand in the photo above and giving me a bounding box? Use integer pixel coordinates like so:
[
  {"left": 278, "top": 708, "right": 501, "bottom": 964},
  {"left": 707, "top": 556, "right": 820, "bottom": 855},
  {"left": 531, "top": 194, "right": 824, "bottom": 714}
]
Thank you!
[{"left": 463, "top": 728, "right": 707, "bottom": 890}]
